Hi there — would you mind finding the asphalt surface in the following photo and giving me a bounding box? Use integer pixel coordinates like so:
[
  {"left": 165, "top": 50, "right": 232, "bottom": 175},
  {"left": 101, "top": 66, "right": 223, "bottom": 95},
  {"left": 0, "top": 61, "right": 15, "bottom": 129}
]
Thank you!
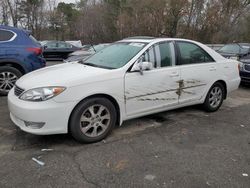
[{"left": 0, "top": 61, "right": 250, "bottom": 187}]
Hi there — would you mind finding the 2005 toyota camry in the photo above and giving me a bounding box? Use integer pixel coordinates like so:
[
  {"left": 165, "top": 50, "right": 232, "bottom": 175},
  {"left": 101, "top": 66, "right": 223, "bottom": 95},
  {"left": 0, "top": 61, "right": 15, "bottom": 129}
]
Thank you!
[{"left": 8, "top": 37, "right": 240, "bottom": 143}]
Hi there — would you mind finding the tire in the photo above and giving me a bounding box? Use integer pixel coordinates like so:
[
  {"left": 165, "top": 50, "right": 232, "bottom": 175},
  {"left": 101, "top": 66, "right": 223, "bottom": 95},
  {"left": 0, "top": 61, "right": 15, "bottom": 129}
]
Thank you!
[
  {"left": 203, "top": 82, "right": 225, "bottom": 112},
  {"left": 69, "top": 97, "right": 117, "bottom": 143},
  {"left": 0, "top": 66, "right": 22, "bottom": 96}
]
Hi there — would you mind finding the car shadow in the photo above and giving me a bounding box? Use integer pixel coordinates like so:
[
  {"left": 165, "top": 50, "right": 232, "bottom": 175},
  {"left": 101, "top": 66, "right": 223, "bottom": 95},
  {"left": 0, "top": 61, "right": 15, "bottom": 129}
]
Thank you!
[{"left": 11, "top": 104, "right": 203, "bottom": 151}]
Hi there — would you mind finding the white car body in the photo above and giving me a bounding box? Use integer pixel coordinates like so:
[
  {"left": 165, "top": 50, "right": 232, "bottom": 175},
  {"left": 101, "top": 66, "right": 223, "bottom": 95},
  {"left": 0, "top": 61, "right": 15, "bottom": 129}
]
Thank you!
[{"left": 8, "top": 38, "right": 240, "bottom": 135}]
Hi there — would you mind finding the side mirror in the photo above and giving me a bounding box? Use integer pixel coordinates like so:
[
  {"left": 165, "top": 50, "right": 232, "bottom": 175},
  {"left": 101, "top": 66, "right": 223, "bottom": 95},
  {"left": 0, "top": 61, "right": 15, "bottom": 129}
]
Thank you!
[{"left": 132, "top": 61, "right": 153, "bottom": 75}]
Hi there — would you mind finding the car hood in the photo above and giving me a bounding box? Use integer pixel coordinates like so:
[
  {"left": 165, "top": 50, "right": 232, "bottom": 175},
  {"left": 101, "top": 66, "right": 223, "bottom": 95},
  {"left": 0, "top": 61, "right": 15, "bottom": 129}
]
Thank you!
[{"left": 16, "top": 62, "right": 113, "bottom": 89}]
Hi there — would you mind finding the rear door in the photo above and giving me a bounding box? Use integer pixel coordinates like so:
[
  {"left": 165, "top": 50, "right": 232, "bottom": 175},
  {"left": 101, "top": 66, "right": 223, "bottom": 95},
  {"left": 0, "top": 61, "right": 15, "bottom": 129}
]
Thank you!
[
  {"left": 175, "top": 41, "right": 219, "bottom": 104},
  {"left": 124, "top": 41, "right": 180, "bottom": 117}
]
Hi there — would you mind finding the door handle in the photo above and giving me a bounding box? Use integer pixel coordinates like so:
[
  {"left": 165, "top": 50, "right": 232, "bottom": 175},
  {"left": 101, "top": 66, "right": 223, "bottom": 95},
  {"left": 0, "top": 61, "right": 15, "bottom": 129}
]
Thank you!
[
  {"left": 170, "top": 72, "right": 179, "bottom": 77},
  {"left": 209, "top": 66, "right": 216, "bottom": 71}
]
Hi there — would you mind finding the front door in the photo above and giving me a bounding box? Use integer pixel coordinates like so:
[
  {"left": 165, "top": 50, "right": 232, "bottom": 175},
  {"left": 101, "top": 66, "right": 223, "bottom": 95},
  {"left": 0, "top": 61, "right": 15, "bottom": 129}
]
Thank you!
[{"left": 125, "top": 42, "right": 180, "bottom": 117}]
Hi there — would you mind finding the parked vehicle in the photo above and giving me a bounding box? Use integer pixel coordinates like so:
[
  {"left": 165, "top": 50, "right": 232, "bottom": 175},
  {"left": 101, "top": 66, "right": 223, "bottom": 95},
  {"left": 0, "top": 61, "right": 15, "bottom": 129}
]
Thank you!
[
  {"left": 0, "top": 25, "right": 45, "bottom": 96},
  {"left": 218, "top": 43, "right": 250, "bottom": 58},
  {"left": 42, "top": 41, "right": 80, "bottom": 60},
  {"left": 66, "top": 43, "right": 109, "bottom": 62},
  {"left": 8, "top": 37, "right": 240, "bottom": 143},
  {"left": 206, "top": 44, "right": 224, "bottom": 51},
  {"left": 217, "top": 43, "right": 250, "bottom": 83}
]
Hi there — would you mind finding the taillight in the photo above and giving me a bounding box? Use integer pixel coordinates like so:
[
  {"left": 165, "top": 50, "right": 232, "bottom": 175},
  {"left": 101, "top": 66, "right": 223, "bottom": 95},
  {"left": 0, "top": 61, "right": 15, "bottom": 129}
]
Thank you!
[{"left": 27, "top": 47, "right": 42, "bottom": 55}]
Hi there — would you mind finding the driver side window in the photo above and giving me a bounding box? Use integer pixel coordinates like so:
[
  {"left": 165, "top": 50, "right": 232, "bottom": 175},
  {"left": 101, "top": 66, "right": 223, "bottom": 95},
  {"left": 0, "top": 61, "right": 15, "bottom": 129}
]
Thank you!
[
  {"left": 139, "top": 46, "right": 156, "bottom": 67},
  {"left": 137, "top": 42, "right": 174, "bottom": 69}
]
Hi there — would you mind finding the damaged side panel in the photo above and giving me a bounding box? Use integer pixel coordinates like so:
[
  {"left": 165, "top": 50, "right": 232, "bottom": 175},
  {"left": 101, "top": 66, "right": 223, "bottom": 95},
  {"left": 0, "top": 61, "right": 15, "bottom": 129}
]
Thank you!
[
  {"left": 124, "top": 67, "right": 180, "bottom": 116},
  {"left": 178, "top": 63, "right": 218, "bottom": 103}
]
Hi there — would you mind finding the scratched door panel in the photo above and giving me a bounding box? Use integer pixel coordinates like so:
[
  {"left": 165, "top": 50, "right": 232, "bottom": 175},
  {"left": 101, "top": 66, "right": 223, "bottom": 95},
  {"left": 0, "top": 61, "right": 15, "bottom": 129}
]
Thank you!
[
  {"left": 179, "top": 62, "right": 219, "bottom": 103},
  {"left": 125, "top": 67, "right": 180, "bottom": 117}
]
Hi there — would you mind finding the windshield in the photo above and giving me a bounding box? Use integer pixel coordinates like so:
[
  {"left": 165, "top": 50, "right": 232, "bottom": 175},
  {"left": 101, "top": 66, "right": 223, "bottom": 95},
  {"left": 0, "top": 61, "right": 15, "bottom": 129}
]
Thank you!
[
  {"left": 219, "top": 44, "right": 249, "bottom": 54},
  {"left": 88, "top": 44, "right": 109, "bottom": 53},
  {"left": 83, "top": 42, "right": 146, "bottom": 69}
]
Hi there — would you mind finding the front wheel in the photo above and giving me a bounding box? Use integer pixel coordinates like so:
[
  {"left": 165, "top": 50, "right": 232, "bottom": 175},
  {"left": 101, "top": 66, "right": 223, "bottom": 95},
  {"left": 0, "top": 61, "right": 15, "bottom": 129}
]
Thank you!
[
  {"left": 203, "top": 82, "right": 225, "bottom": 112},
  {"left": 69, "top": 97, "right": 117, "bottom": 143},
  {"left": 0, "top": 66, "right": 22, "bottom": 96}
]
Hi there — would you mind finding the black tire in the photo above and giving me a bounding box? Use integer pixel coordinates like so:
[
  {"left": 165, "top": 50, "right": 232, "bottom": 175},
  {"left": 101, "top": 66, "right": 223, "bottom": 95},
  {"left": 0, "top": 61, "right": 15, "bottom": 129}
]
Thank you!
[
  {"left": 69, "top": 97, "right": 117, "bottom": 143},
  {"left": 203, "top": 82, "right": 225, "bottom": 112},
  {"left": 0, "top": 66, "right": 22, "bottom": 96}
]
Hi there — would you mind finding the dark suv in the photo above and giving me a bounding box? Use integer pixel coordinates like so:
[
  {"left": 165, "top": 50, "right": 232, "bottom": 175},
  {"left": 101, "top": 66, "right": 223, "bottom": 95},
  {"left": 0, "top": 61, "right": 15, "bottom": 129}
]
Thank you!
[
  {"left": 0, "top": 25, "right": 46, "bottom": 95},
  {"left": 217, "top": 43, "right": 250, "bottom": 84}
]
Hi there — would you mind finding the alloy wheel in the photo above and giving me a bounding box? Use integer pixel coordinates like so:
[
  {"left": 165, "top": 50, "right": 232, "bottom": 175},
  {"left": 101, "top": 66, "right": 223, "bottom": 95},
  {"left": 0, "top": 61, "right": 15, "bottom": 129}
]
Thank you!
[
  {"left": 80, "top": 104, "right": 111, "bottom": 137},
  {"left": 0, "top": 72, "right": 18, "bottom": 92},
  {"left": 209, "top": 86, "right": 223, "bottom": 108}
]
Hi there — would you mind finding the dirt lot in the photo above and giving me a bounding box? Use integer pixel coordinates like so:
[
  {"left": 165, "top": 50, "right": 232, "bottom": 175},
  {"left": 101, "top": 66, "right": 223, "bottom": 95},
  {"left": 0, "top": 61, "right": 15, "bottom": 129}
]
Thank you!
[{"left": 0, "top": 61, "right": 250, "bottom": 188}]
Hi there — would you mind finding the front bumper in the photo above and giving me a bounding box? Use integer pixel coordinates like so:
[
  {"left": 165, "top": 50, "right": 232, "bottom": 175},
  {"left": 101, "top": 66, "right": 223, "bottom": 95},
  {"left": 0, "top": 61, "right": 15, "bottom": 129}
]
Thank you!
[
  {"left": 240, "top": 71, "right": 250, "bottom": 83},
  {"left": 8, "top": 88, "right": 77, "bottom": 135}
]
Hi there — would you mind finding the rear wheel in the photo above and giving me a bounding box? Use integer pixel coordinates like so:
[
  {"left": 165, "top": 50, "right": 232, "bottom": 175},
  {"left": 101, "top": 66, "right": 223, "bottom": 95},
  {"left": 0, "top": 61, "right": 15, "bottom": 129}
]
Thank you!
[
  {"left": 0, "top": 66, "right": 22, "bottom": 96},
  {"left": 203, "top": 82, "right": 225, "bottom": 112},
  {"left": 69, "top": 97, "right": 117, "bottom": 143}
]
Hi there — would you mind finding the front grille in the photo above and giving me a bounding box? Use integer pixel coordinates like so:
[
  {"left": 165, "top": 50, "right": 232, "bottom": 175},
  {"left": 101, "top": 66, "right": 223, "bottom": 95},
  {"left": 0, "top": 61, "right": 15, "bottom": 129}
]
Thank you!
[
  {"left": 244, "top": 64, "right": 250, "bottom": 72},
  {"left": 14, "top": 86, "right": 24, "bottom": 97}
]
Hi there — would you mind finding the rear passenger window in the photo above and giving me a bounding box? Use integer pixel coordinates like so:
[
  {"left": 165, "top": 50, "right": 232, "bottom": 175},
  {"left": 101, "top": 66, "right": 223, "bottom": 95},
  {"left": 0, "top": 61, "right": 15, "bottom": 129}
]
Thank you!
[
  {"left": 0, "top": 30, "right": 15, "bottom": 41},
  {"left": 177, "top": 42, "right": 214, "bottom": 65}
]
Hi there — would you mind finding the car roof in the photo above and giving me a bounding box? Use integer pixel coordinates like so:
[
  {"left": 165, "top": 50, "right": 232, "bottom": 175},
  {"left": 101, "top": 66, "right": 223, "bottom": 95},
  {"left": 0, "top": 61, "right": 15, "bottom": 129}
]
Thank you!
[
  {"left": 120, "top": 36, "right": 156, "bottom": 43},
  {"left": 44, "top": 40, "right": 72, "bottom": 43},
  {"left": 120, "top": 37, "right": 202, "bottom": 44}
]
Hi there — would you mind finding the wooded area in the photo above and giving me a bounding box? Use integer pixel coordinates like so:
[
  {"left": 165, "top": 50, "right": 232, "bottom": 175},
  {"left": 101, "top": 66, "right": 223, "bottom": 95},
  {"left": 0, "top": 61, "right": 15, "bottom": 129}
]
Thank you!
[{"left": 1, "top": 0, "right": 250, "bottom": 44}]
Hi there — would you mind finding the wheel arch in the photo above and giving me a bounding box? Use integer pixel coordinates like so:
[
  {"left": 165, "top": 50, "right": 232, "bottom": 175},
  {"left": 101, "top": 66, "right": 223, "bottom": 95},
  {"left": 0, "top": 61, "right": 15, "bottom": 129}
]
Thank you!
[
  {"left": 215, "top": 80, "right": 227, "bottom": 99},
  {"left": 0, "top": 60, "right": 26, "bottom": 75},
  {"left": 68, "top": 93, "right": 122, "bottom": 132}
]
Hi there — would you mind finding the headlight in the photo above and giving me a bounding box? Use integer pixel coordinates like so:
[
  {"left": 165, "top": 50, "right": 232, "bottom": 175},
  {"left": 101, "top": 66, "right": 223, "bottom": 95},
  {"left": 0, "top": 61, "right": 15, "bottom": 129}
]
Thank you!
[{"left": 20, "top": 87, "right": 66, "bottom": 101}]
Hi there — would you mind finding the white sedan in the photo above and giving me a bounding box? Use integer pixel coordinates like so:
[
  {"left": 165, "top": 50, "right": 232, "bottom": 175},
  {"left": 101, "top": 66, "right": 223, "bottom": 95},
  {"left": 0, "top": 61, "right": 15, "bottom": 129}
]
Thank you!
[{"left": 8, "top": 37, "right": 240, "bottom": 143}]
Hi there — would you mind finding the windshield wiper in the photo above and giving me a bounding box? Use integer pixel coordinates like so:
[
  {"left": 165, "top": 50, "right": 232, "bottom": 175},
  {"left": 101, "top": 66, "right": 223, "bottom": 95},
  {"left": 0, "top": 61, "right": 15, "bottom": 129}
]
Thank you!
[
  {"left": 79, "top": 60, "right": 114, "bottom": 69},
  {"left": 83, "top": 62, "right": 100, "bottom": 67}
]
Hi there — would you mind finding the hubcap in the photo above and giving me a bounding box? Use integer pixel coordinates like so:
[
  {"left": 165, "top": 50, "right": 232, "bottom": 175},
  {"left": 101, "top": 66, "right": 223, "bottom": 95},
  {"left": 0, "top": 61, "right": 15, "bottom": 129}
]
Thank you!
[
  {"left": 80, "top": 105, "right": 111, "bottom": 137},
  {"left": 209, "top": 86, "right": 222, "bottom": 108},
  {"left": 0, "top": 72, "right": 18, "bottom": 92}
]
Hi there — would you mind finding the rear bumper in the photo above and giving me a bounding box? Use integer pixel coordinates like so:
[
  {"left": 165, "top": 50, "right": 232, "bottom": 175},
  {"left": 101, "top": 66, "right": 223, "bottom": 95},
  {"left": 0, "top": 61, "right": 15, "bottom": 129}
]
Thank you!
[{"left": 226, "top": 76, "right": 241, "bottom": 95}]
